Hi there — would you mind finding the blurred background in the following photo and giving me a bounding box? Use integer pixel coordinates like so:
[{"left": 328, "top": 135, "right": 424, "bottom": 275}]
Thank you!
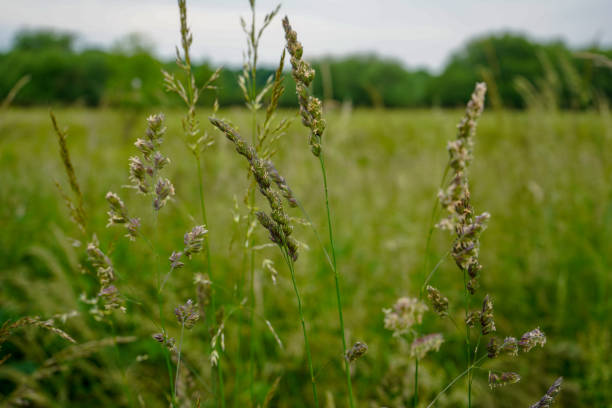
[{"left": 1, "top": 0, "right": 611, "bottom": 407}]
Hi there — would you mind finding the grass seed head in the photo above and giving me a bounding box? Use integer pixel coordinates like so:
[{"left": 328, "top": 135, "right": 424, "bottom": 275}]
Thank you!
[
  {"left": 480, "top": 294, "right": 496, "bottom": 335},
  {"left": 383, "top": 297, "right": 428, "bottom": 337},
  {"left": 345, "top": 341, "right": 368, "bottom": 363},
  {"left": 426, "top": 285, "right": 449, "bottom": 317},
  {"left": 175, "top": 299, "right": 200, "bottom": 329},
  {"left": 410, "top": 333, "right": 444, "bottom": 359},
  {"left": 210, "top": 117, "right": 298, "bottom": 260},
  {"left": 488, "top": 371, "right": 521, "bottom": 389},
  {"left": 529, "top": 377, "right": 563, "bottom": 408},
  {"left": 519, "top": 327, "right": 547, "bottom": 352},
  {"left": 282, "top": 16, "right": 325, "bottom": 156},
  {"left": 437, "top": 83, "right": 489, "bottom": 294}
]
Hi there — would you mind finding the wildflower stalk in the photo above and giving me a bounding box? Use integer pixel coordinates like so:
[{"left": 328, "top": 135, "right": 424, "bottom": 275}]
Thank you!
[
  {"left": 464, "top": 269, "right": 473, "bottom": 407},
  {"left": 234, "top": 3, "right": 283, "bottom": 403},
  {"left": 247, "top": 47, "right": 258, "bottom": 408},
  {"left": 319, "top": 152, "right": 354, "bottom": 408},
  {"left": 413, "top": 164, "right": 450, "bottom": 406},
  {"left": 281, "top": 246, "right": 319, "bottom": 407},
  {"left": 209, "top": 117, "right": 317, "bottom": 405},
  {"left": 163, "top": 0, "right": 224, "bottom": 403},
  {"left": 283, "top": 16, "right": 355, "bottom": 407},
  {"left": 154, "top": 212, "right": 176, "bottom": 407}
]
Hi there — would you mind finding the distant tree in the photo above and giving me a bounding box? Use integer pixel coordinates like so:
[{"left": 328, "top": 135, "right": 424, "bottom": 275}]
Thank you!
[{"left": 12, "top": 29, "right": 76, "bottom": 52}]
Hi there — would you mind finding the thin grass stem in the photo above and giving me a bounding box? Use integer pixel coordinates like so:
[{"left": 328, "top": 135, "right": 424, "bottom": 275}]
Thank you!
[
  {"left": 174, "top": 321, "right": 185, "bottom": 398},
  {"left": 426, "top": 355, "right": 487, "bottom": 408},
  {"left": 317, "top": 152, "right": 354, "bottom": 408},
  {"left": 196, "top": 157, "right": 225, "bottom": 408},
  {"left": 281, "top": 245, "right": 319, "bottom": 407}
]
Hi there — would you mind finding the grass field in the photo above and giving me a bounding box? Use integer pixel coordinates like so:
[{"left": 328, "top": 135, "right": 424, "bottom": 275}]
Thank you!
[{"left": 0, "top": 107, "right": 610, "bottom": 407}]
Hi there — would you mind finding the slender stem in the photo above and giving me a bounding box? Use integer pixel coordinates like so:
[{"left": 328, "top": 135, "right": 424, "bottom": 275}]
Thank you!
[
  {"left": 248, "top": 69, "right": 258, "bottom": 406},
  {"left": 413, "top": 164, "right": 450, "bottom": 407},
  {"left": 463, "top": 269, "right": 472, "bottom": 408},
  {"left": 420, "top": 249, "right": 451, "bottom": 294},
  {"left": 282, "top": 246, "right": 319, "bottom": 407},
  {"left": 174, "top": 321, "right": 185, "bottom": 398},
  {"left": 217, "top": 356, "right": 225, "bottom": 406},
  {"left": 195, "top": 157, "right": 224, "bottom": 408},
  {"left": 248, "top": 232, "right": 256, "bottom": 405},
  {"left": 159, "top": 266, "right": 176, "bottom": 293},
  {"left": 153, "top": 210, "right": 176, "bottom": 407},
  {"left": 426, "top": 355, "right": 487, "bottom": 408},
  {"left": 318, "top": 152, "right": 354, "bottom": 408},
  {"left": 294, "top": 200, "right": 334, "bottom": 271},
  {"left": 419, "top": 164, "right": 450, "bottom": 299},
  {"left": 196, "top": 157, "right": 214, "bottom": 302}
]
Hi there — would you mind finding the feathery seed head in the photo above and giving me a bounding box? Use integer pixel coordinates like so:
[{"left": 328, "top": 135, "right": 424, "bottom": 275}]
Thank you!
[
  {"left": 519, "top": 327, "right": 547, "bottom": 352},
  {"left": 488, "top": 371, "right": 521, "bottom": 389},
  {"left": 487, "top": 337, "right": 500, "bottom": 358},
  {"left": 426, "top": 285, "right": 449, "bottom": 317},
  {"left": 183, "top": 225, "right": 207, "bottom": 258},
  {"left": 530, "top": 377, "right": 563, "bottom": 408},
  {"left": 383, "top": 297, "right": 428, "bottom": 337},
  {"left": 99, "top": 285, "right": 125, "bottom": 313},
  {"left": 437, "top": 83, "right": 488, "bottom": 294},
  {"left": 210, "top": 117, "right": 298, "bottom": 260},
  {"left": 256, "top": 211, "right": 283, "bottom": 245},
  {"left": 175, "top": 299, "right": 200, "bottom": 329},
  {"left": 501, "top": 336, "right": 519, "bottom": 356},
  {"left": 153, "top": 178, "right": 175, "bottom": 210},
  {"left": 410, "top": 333, "right": 444, "bottom": 359},
  {"left": 465, "top": 311, "right": 481, "bottom": 328},
  {"left": 128, "top": 156, "right": 149, "bottom": 193},
  {"left": 152, "top": 332, "right": 176, "bottom": 352},
  {"left": 87, "top": 240, "right": 114, "bottom": 286},
  {"left": 86, "top": 238, "right": 125, "bottom": 315},
  {"left": 169, "top": 251, "right": 184, "bottom": 269},
  {"left": 146, "top": 113, "right": 166, "bottom": 139},
  {"left": 265, "top": 160, "right": 298, "bottom": 207},
  {"left": 105, "top": 192, "right": 128, "bottom": 225},
  {"left": 152, "top": 151, "right": 170, "bottom": 172},
  {"left": 282, "top": 16, "right": 324, "bottom": 157},
  {"left": 134, "top": 138, "right": 155, "bottom": 160},
  {"left": 345, "top": 341, "right": 368, "bottom": 363},
  {"left": 480, "top": 294, "right": 496, "bottom": 335}
]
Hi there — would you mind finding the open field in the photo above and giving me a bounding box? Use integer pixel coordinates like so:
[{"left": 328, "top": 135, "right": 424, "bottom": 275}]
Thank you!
[{"left": 0, "top": 107, "right": 610, "bottom": 407}]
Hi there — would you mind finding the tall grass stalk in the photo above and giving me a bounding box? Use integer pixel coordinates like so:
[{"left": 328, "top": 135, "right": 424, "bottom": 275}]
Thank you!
[
  {"left": 282, "top": 17, "right": 355, "bottom": 407},
  {"left": 209, "top": 117, "right": 318, "bottom": 406},
  {"left": 281, "top": 247, "right": 319, "bottom": 407},
  {"left": 233, "top": 2, "right": 284, "bottom": 404},
  {"left": 318, "top": 152, "right": 355, "bottom": 408},
  {"left": 413, "top": 164, "right": 450, "bottom": 406},
  {"left": 162, "top": 0, "right": 224, "bottom": 404}
]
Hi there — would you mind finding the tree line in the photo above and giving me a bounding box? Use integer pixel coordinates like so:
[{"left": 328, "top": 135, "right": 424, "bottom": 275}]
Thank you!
[{"left": 1, "top": 29, "right": 611, "bottom": 109}]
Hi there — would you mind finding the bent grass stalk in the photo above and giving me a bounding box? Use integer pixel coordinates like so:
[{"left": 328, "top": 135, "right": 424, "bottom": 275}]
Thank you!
[{"left": 209, "top": 117, "right": 318, "bottom": 406}]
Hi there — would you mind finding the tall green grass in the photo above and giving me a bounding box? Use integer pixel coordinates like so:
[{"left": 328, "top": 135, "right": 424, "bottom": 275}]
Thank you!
[{"left": 0, "top": 105, "right": 610, "bottom": 406}]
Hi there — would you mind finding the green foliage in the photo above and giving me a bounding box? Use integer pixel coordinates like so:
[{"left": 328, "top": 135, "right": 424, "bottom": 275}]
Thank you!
[
  {"left": 2, "top": 30, "right": 611, "bottom": 109},
  {"left": 0, "top": 108, "right": 610, "bottom": 407}
]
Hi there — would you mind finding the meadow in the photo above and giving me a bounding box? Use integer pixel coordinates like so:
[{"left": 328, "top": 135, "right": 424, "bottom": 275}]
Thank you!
[{"left": 0, "top": 103, "right": 610, "bottom": 406}]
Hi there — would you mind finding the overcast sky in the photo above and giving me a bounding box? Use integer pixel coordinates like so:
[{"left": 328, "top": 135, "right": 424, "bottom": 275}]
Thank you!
[{"left": 1, "top": 0, "right": 611, "bottom": 71}]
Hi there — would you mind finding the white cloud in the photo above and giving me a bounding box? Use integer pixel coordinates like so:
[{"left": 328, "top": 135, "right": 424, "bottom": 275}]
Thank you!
[{"left": 0, "top": 0, "right": 610, "bottom": 70}]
